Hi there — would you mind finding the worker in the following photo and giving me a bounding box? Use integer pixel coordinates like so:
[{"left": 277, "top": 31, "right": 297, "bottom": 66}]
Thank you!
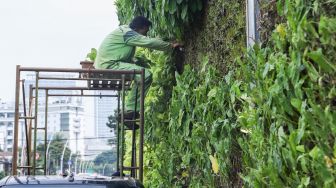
[{"left": 94, "top": 16, "right": 181, "bottom": 124}]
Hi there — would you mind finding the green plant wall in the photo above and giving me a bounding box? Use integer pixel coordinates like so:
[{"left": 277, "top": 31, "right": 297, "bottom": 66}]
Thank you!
[
  {"left": 239, "top": 0, "right": 336, "bottom": 187},
  {"left": 114, "top": 0, "right": 336, "bottom": 187},
  {"left": 183, "top": 0, "right": 246, "bottom": 73}
]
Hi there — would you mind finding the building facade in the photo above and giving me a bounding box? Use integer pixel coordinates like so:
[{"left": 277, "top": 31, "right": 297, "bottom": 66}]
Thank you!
[{"left": 0, "top": 102, "right": 25, "bottom": 152}]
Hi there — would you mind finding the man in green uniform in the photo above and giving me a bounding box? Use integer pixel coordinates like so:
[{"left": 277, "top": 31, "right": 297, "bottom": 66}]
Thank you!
[{"left": 94, "top": 16, "right": 180, "bottom": 120}]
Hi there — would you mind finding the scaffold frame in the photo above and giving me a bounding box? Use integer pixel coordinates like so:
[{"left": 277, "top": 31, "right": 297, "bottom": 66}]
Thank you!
[{"left": 12, "top": 65, "right": 146, "bottom": 182}]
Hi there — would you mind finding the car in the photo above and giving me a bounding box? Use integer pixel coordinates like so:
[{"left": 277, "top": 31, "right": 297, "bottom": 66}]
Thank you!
[{"left": 0, "top": 174, "right": 144, "bottom": 188}]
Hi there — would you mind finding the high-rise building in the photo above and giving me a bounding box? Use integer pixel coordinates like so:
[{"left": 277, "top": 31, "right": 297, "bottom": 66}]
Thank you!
[
  {"left": 0, "top": 101, "right": 25, "bottom": 152},
  {"left": 94, "top": 90, "right": 117, "bottom": 138}
]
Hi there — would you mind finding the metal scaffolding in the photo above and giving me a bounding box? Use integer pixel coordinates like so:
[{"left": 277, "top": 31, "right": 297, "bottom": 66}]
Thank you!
[{"left": 12, "top": 65, "right": 146, "bottom": 182}]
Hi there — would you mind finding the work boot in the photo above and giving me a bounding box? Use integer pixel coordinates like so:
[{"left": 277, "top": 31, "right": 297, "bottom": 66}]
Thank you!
[
  {"left": 111, "top": 171, "right": 125, "bottom": 176},
  {"left": 124, "top": 120, "right": 140, "bottom": 130},
  {"left": 117, "top": 111, "right": 139, "bottom": 121},
  {"left": 117, "top": 111, "right": 140, "bottom": 130}
]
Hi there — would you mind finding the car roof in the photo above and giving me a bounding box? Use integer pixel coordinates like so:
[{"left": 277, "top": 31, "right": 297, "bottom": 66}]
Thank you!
[{"left": 0, "top": 175, "right": 142, "bottom": 187}]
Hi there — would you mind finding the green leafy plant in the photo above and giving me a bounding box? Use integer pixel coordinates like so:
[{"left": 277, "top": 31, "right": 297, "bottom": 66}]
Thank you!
[
  {"left": 238, "top": 0, "right": 336, "bottom": 187},
  {"left": 115, "top": 0, "right": 203, "bottom": 39},
  {"left": 114, "top": 0, "right": 336, "bottom": 187}
]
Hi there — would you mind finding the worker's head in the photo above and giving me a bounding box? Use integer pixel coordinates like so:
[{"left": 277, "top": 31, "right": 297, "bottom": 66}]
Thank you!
[{"left": 129, "top": 16, "right": 152, "bottom": 36}]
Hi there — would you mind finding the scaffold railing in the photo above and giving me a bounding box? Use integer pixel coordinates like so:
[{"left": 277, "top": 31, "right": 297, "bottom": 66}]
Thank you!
[{"left": 13, "top": 64, "right": 145, "bottom": 182}]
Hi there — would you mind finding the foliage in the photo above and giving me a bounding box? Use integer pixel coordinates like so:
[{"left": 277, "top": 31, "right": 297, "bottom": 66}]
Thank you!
[
  {"left": 238, "top": 0, "right": 336, "bottom": 187},
  {"left": 183, "top": 0, "right": 246, "bottom": 72},
  {"left": 0, "top": 171, "right": 5, "bottom": 180},
  {"left": 36, "top": 133, "right": 71, "bottom": 174},
  {"left": 116, "top": 0, "right": 336, "bottom": 187},
  {"left": 115, "top": 0, "right": 203, "bottom": 39},
  {"left": 91, "top": 163, "right": 116, "bottom": 176},
  {"left": 106, "top": 110, "right": 118, "bottom": 130},
  {"left": 143, "top": 53, "right": 243, "bottom": 187},
  {"left": 86, "top": 48, "right": 97, "bottom": 61},
  {"left": 115, "top": 0, "right": 245, "bottom": 186},
  {"left": 93, "top": 150, "right": 117, "bottom": 166},
  {"left": 106, "top": 111, "right": 118, "bottom": 146}
]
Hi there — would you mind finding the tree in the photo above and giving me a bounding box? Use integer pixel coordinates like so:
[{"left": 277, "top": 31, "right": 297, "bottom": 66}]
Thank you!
[
  {"left": 106, "top": 109, "right": 118, "bottom": 130},
  {"left": 93, "top": 150, "right": 117, "bottom": 166},
  {"left": 0, "top": 171, "right": 5, "bottom": 180},
  {"left": 36, "top": 133, "right": 71, "bottom": 175},
  {"left": 106, "top": 109, "right": 118, "bottom": 146}
]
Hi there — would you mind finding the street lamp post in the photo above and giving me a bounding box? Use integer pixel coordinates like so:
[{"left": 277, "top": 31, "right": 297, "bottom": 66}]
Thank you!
[
  {"left": 60, "top": 139, "right": 69, "bottom": 174},
  {"left": 46, "top": 133, "right": 54, "bottom": 175},
  {"left": 72, "top": 115, "right": 81, "bottom": 174},
  {"left": 74, "top": 154, "right": 78, "bottom": 174},
  {"left": 102, "top": 163, "right": 107, "bottom": 176},
  {"left": 68, "top": 152, "right": 73, "bottom": 172}
]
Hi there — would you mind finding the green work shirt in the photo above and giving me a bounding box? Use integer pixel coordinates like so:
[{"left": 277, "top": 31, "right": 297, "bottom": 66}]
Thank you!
[{"left": 94, "top": 25, "right": 172, "bottom": 69}]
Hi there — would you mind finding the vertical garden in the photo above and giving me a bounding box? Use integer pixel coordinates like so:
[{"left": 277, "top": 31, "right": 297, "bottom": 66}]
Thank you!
[{"left": 115, "top": 0, "right": 336, "bottom": 187}]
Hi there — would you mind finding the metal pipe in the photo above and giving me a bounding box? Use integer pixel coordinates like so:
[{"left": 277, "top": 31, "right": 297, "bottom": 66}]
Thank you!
[
  {"left": 116, "top": 91, "right": 120, "bottom": 172},
  {"left": 120, "top": 75, "right": 125, "bottom": 178},
  {"left": 19, "top": 67, "right": 142, "bottom": 74},
  {"left": 131, "top": 86, "right": 138, "bottom": 178},
  {"left": 27, "top": 84, "right": 33, "bottom": 175},
  {"left": 21, "top": 80, "right": 30, "bottom": 175},
  {"left": 38, "top": 76, "right": 123, "bottom": 81},
  {"left": 43, "top": 90, "right": 48, "bottom": 174},
  {"left": 47, "top": 94, "right": 118, "bottom": 97},
  {"left": 19, "top": 116, "right": 35, "bottom": 120},
  {"left": 123, "top": 166, "right": 140, "bottom": 170},
  {"left": 33, "top": 71, "right": 39, "bottom": 175},
  {"left": 12, "top": 65, "right": 21, "bottom": 175},
  {"left": 17, "top": 166, "right": 32, "bottom": 168},
  {"left": 32, "top": 86, "right": 130, "bottom": 91},
  {"left": 139, "top": 69, "right": 145, "bottom": 182}
]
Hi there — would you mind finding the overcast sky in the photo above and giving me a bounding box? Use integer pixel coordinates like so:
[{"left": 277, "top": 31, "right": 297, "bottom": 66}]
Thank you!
[{"left": 0, "top": 0, "right": 119, "bottom": 101}]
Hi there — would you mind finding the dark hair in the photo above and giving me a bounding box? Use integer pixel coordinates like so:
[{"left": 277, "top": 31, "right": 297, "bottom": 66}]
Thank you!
[{"left": 129, "top": 16, "right": 152, "bottom": 30}]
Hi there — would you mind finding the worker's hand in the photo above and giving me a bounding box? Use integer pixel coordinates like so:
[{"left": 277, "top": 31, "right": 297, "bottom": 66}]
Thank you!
[
  {"left": 171, "top": 42, "right": 183, "bottom": 49},
  {"left": 172, "top": 43, "right": 184, "bottom": 52}
]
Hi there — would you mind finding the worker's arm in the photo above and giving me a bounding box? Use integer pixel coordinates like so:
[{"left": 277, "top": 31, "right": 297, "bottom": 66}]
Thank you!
[{"left": 124, "top": 31, "right": 172, "bottom": 51}]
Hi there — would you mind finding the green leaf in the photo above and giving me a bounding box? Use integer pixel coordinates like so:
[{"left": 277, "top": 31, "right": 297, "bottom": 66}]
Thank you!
[
  {"left": 307, "top": 49, "right": 336, "bottom": 73},
  {"left": 262, "top": 63, "right": 270, "bottom": 78},
  {"left": 181, "top": 5, "right": 188, "bottom": 21},
  {"left": 207, "top": 87, "right": 218, "bottom": 98},
  {"left": 177, "top": 0, "right": 183, "bottom": 4},
  {"left": 168, "top": 0, "right": 177, "bottom": 14},
  {"left": 302, "top": 59, "right": 319, "bottom": 82},
  {"left": 161, "top": 0, "right": 166, "bottom": 15},
  {"left": 301, "top": 177, "right": 310, "bottom": 186},
  {"left": 290, "top": 98, "right": 302, "bottom": 112},
  {"left": 296, "top": 145, "right": 305, "bottom": 153},
  {"left": 305, "top": 22, "right": 319, "bottom": 38},
  {"left": 309, "top": 146, "right": 321, "bottom": 160}
]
